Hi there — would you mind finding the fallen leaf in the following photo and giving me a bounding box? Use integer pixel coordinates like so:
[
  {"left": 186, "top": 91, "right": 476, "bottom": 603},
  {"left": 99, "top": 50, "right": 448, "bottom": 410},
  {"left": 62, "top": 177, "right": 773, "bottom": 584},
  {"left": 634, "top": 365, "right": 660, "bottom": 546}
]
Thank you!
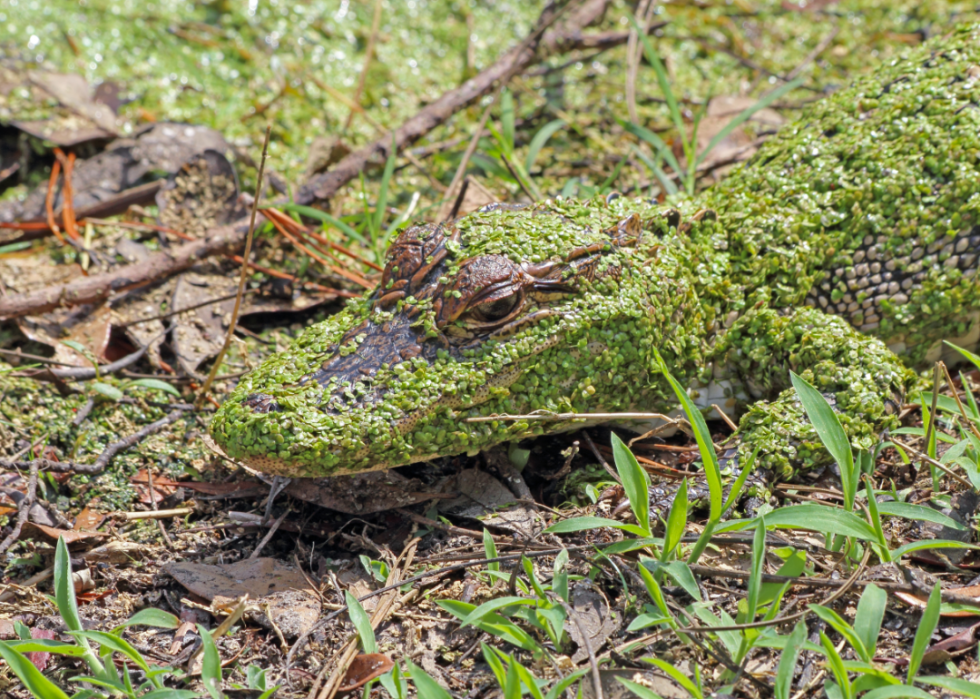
[
  {"left": 338, "top": 654, "right": 395, "bottom": 692},
  {"left": 22, "top": 522, "right": 106, "bottom": 545},
  {"left": 163, "top": 558, "right": 319, "bottom": 638},
  {"left": 25, "top": 628, "right": 57, "bottom": 672},
  {"left": 73, "top": 508, "right": 106, "bottom": 531}
]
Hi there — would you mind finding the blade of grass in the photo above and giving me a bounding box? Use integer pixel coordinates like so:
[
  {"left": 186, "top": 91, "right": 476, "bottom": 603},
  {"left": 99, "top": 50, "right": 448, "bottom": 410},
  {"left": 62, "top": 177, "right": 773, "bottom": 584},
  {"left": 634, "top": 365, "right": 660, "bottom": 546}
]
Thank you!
[
  {"left": 697, "top": 78, "right": 804, "bottom": 168},
  {"left": 655, "top": 350, "right": 722, "bottom": 521},
  {"left": 524, "top": 119, "right": 564, "bottom": 173},
  {"left": 790, "top": 372, "right": 856, "bottom": 511},
  {"left": 908, "top": 583, "right": 941, "bottom": 682},
  {"left": 611, "top": 432, "right": 652, "bottom": 535}
]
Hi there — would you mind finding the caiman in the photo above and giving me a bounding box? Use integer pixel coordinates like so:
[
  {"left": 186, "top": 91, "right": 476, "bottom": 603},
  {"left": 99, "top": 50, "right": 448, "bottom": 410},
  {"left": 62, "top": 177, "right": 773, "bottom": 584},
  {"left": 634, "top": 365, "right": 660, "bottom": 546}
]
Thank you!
[{"left": 209, "top": 26, "right": 980, "bottom": 504}]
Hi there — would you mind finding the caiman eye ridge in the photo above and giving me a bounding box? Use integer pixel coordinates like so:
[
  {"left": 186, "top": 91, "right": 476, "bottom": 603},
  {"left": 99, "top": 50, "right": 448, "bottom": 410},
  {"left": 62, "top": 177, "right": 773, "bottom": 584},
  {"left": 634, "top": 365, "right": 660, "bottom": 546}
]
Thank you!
[{"left": 210, "top": 26, "right": 980, "bottom": 483}]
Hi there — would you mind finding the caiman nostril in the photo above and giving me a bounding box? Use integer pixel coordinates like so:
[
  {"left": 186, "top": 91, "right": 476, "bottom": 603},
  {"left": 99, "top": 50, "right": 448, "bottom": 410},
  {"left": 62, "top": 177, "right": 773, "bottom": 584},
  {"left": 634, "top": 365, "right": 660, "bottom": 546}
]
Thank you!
[{"left": 243, "top": 393, "right": 281, "bottom": 413}]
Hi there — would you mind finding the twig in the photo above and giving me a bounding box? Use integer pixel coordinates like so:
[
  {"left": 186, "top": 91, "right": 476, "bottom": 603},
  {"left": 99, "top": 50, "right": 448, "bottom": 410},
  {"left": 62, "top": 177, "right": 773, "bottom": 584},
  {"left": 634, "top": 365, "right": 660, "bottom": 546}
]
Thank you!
[
  {"left": 465, "top": 410, "right": 676, "bottom": 423},
  {"left": 0, "top": 214, "right": 257, "bottom": 319},
  {"left": 940, "top": 360, "right": 980, "bottom": 444},
  {"left": 0, "top": 347, "right": 76, "bottom": 366},
  {"left": 557, "top": 597, "right": 603, "bottom": 699},
  {"left": 0, "top": 410, "right": 184, "bottom": 475},
  {"left": 785, "top": 25, "right": 840, "bottom": 82},
  {"left": 53, "top": 149, "right": 80, "bottom": 241},
  {"left": 626, "top": 0, "right": 655, "bottom": 125},
  {"left": 895, "top": 440, "right": 974, "bottom": 490},
  {"left": 343, "top": 0, "right": 383, "bottom": 132},
  {"left": 0, "top": 461, "right": 39, "bottom": 557},
  {"left": 582, "top": 430, "right": 622, "bottom": 484},
  {"left": 120, "top": 289, "right": 258, "bottom": 327},
  {"left": 296, "top": 0, "right": 584, "bottom": 207},
  {"left": 117, "top": 507, "right": 194, "bottom": 521},
  {"left": 196, "top": 125, "right": 272, "bottom": 409},
  {"left": 249, "top": 507, "right": 289, "bottom": 559},
  {"left": 438, "top": 100, "right": 496, "bottom": 220},
  {"left": 44, "top": 158, "right": 67, "bottom": 245}
]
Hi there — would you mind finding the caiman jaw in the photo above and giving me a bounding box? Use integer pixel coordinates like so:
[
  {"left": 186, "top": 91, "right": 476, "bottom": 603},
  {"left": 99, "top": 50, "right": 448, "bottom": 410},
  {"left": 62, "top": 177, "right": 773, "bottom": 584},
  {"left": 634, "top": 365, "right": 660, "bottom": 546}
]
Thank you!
[{"left": 208, "top": 198, "right": 673, "bottom": 477}]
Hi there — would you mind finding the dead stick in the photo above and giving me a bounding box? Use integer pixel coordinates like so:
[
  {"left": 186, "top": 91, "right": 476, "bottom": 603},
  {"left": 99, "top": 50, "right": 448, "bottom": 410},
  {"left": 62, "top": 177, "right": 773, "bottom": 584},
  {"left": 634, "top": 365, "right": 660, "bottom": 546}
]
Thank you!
[
  {"left": 296, "top": 0, "right": 592, "bottom": 206},
  {"left": 0, "top": 410, "right": 184, "bottom": 475},
  {"left": 0, "top": 461, "right": 39, "bottom": 557},
  {"left": 0, "top": 217, "right": 253, "bottom": 319},
  {"left": 196, "top": 125, "right": 272, "bottom": 408}
]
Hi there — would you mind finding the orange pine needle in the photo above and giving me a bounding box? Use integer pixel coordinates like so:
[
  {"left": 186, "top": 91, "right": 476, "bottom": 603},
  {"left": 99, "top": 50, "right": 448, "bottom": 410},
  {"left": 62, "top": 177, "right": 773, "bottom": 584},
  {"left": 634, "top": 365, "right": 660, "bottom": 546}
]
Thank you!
[
  {"left": 270, "top": 216, "right": 374, "bottom": 290},
  {"left": 44, "top": 159, "right": 67, "bottom": 245}
]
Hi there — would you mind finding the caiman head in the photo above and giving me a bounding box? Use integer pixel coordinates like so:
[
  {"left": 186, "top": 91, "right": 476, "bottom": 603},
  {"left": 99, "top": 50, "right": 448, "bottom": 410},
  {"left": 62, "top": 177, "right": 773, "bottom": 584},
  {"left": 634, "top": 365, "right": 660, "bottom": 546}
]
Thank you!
[{"left": 209, "top": 196, "right": 698, "bottom": 477}]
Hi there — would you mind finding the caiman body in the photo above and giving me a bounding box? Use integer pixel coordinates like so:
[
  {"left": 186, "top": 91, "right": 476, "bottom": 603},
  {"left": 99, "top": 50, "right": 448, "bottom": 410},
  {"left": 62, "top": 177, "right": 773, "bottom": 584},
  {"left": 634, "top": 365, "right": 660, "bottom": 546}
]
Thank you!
[{"left": 211, "top": 25, "right": 980, "bottom": 481}]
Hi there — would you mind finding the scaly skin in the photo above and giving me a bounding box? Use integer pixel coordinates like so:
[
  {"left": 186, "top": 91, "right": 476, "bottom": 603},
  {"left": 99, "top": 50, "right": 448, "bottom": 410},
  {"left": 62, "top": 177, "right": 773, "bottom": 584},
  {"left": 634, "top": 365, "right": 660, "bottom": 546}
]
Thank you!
[{"left": 210, "top": 25, "right": 980, "bottom": 484}]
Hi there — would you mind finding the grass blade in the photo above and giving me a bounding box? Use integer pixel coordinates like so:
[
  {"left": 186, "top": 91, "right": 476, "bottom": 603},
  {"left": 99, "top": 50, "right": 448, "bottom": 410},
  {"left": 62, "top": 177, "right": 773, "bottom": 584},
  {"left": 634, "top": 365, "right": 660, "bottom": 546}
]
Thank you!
[
  {"left": 372, "top": 135, "right": 398, "bottom": 241},
  {"left": 655, "top": 350, "right": 722, "bottom": 522},
  {"left": 0, "top": 642, "right": 70, "bottom": 699},
  {"left": 611, "top": 433, "right": 651, "bottom": 535},
  {"left": 854, "top": 584, "right": 886, "bottom": 659},
  {"left": 697, "top": 78, "right": 804, "bottom": 168},
  {"left": 775, "top": 622, "right": 807, "bottom": 699},
  {"left": 618, "top": 118, "right": 684, "bottom": 178},
  {"left": 279, "top": 203, "right": 368, "bottom": 246},
  {"left": 524, "top": 119, "right": 564, "bottom": 172},
  {"left": 662, "top": 478, "right": 688, "bottom": 560},
  {"left": 918, "top": 676, "right": 980, "bottom": 698},
  {"left": 345, "top": 590, "right": 377, "bottom": 653},
  {"left": 630, "top": 17, "right": 684, "bottom": 143},
  {"left": 500, "top": 89, "right": 515, "bottom": 154},
  {"left": 745, "top": 515, "right": 766, "bottom": 622},
  {"left": 407, "top": 660, "right": 453, "bottom": 699},
  {"left": 907, "top": 583, "right": 941, "bottom": 683},
  {"left": 790, "top": 372, "right": 856, "bottom": 510},
  {"left": 197, "top": 623, "right": 223, "bottom": 699}
]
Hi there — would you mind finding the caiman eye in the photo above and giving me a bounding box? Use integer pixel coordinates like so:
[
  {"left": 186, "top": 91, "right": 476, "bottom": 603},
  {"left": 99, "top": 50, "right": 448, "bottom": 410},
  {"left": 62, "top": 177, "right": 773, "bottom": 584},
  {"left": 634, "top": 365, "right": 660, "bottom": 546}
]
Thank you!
[{"left": 468, "top": 294, "right": 520, "bottom": 323}]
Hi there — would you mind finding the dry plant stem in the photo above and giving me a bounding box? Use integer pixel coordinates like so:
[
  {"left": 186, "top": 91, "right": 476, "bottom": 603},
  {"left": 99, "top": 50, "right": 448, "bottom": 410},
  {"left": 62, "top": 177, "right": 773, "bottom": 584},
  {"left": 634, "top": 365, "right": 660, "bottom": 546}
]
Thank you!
[
  {"left": 897, "top": 440, "right": 974, "bottom": 489},
  {"left": 195, "top": 125, "right": 272, "bottom": 409},
  {"left": 249, "top": 507, "right": 289, "bottom": 559},
  {"left": 941, "top": 360, "right": 980, "bottom": 443},
  {"left": 264, "top": 207, "right": 383, "bottom": 271},
  {"left": 314, "top": 540, "right": 418, "bottom": 699},
  {"left": 0, "top": 217, "right": 255, "bottom": 319},
  {"left": 144, "top": 467, "right": 174, "bottom": 547},
  {"left": 465, "top": 411, "right": 675, "bottom": 422},
  {"left": 438, "top": 99, "right": 496, "bottom": 218},
  {"left": 297, "top": 0, "right": 587, "bottom": 206},
  {"left": 626, "top": 0, "right": 655, "bottom": 124},
  {"left": 118, "top": 507, "right": 194, "bottom": 520},
  {"left": 0, "top": 461, "right": 39, "bottom": 557},
  {"left": 44, "top": 159, "right": 67, "bottom": 245},
  {"left": 270, "top": 216, "right": 373, "bottom": 289},
  {"left": 121, "top": 288, "right": 259, "bottom": 327},
  {"left": 343, "top": 0, "right": 383, "bottom": 133}
]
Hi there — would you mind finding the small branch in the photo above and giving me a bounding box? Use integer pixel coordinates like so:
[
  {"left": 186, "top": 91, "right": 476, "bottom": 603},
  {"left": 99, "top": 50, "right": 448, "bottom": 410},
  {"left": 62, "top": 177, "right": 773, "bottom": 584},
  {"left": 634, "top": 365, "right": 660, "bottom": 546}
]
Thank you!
[
  {"left": 0, "top": 217, "right": 254, "bottom": 319},
  {"left": 196, "top": 125, "right": 272, "bottom": 408},
  {"left": 0, "top": 461, "right": 39, "bottom": 557},
  {"left": 296, "top": 0, "right": 601, "bottom": 207},
  {"left": 0, "top": 410, "right": 184, "bottom": 475}
]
